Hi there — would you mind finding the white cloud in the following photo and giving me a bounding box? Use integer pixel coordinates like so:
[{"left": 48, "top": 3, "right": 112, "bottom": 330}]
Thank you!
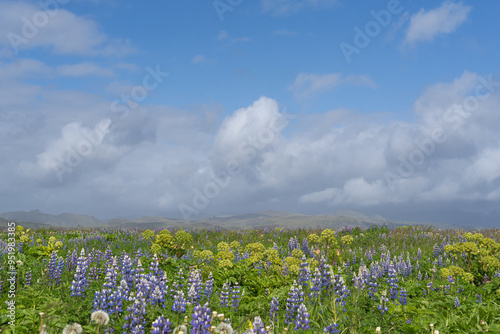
[
  {"left": 56, "top": 62, "right": 114, "bottom": 77},
  {"left": 262, "top": 0, "right": 337, "bottom": 15},
  {"left": 0, "top": 1, "right": 134, "bottom": 56},
  {"left": 289, "top": 73, "right": 376, "bottom": 98},
  {"left": 211, "top": 96, "right": 287, "bottom": 170},
  {"left": 405, "top": 1, "right": 471, "bottom": 44}
]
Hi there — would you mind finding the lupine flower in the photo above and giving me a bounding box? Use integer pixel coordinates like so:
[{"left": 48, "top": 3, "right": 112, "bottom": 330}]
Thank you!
[
  {"left": 204, "top": 272, "right": 214, "bottom": 302},
  {"left": 294, "top": 303, "right": 310, "bottom": 331},
  {"left": 62, "top": 323, "right": 83, "bottom": 334},
  {"left": 172, "top": 290, "right": 187, "bottom": 313},
  {"left": 285, "top": 281, "right": 301, "bottom": 324},
  {"left": 252, "top": 316, "right": 267, "bottom": 334},
  {"left": 25, "top": 270, "right": 32, "bottom": 288},
  {"left": 270, "top": 297, "right": 279, "bottom": 323},
  {"left": 70, "top": 249, "right": 89, "bottom": 297},
  {"left": 191, "top": 302, "right": 211, "bottom": 333},
  {"left": 323, "top": 322, "right": 339, "bottom": 333},
  {"left": 378, "top": 291, "right": 389, "bottom": 314},
  {"left": 476, "top": 294, "right": 482, "bottom": 303},
  {"left": 231, "top": 282, "right": 241, "bottom": 310},
  {"left": 151, "top": 315, "right": 172, "bottom": 334},
  {"left": 220, "top": 282, "right": 230, "bottom": 308},
  {"left": 310, "top": 268, "right": 322, "bottom": 299},
  {"left": 454, "top": 296, "right": 460, "bottom": 308},
  {"left": 399, "top": 287, "right": 407, "bottom": 306},
  {"left": 298, "top": 256, "right": 311, "bottom": 289},
  {"left": 188, "top": 269, "right": 203, "bottom": 304},
  {"left": 47, "top": 251, "right": 58, "bottom": 283}
]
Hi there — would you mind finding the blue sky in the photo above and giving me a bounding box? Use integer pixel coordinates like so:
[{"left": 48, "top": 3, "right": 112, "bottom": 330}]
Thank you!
[{"left": 1, "top": 0, "right": 500, "bottom": 226}]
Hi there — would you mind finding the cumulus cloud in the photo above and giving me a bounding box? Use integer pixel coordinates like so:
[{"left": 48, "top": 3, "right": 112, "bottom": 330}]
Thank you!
[
  {"left": 211, "top": 96, "right": 290, "bottom": 172},
  {"left": 289, "top": 73, "right": 376, "bottom": 98},
  {"left": 56, "top": 62, "right": 114, "bottom": 77},
  {"left": 405, "top": 1, "right": 472, "bottom": 45},
  {"left": 0, "top": 1, "right": 134, "bottom": 56}
]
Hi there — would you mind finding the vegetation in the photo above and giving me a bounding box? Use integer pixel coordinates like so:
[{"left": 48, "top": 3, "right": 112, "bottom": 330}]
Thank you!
[{"left": 1, "top": 224, "right": 500, "bottom": 333}]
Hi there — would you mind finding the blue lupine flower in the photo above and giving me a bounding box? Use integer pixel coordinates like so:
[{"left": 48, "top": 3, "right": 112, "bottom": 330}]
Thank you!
[
  {"left": 454, "top": 297, "right": 460, "bottom": 308},
  {"left": 399, "top": 287, "right": 407, "bottom": 306},
  {"left": 231, "top": 282, "right": 241, "bottom": 311},
  {"left": 204, "top": 272, "right": 214, "bottom": 302},
  {"left": 191, "top": 302, "right": 211, "bottom": 334},
  {"left": 24, "top": 270, "right": 32, "bottom": 288},
  {"left": 294, "top": 303, "right": 310, "bottom": 331},
  {"left": 252, "top": 316, "right": 267, "bottom": 334},
  {"left": 323, "top": 322, "right": 339, "bottom": 333},
  {"left": 476, "top": 294, "right": 482, "bottom": 303},
  {"left": 270, "top": 296, "right": 279, "bottom": 323},
  {"left": 172, "top": 289, "right": 187, "bottom": 313},
  {"left": 47, "top": 251, "right": 58, "bottom": 284},
  {"left": 220, "top": 282, "right": 230, "bottom": 308},
  {"left": 151, "top": 315, "right": 171, "bottom": 334},
  {"left": 285, "top": 281, "right": 301, "bottom": 325},
  {"left": 378, "top": 291, "right": 389, "bottom": 314},
  {"left": 298, "top": 256, "right": 311, "bottom": 289},
  {"left": 188, "top": 268, "right": 203, "bottom": 304},
  {"left": 70, "top": 249, "right": 89, "bottom": 297},
  {"left": 310, "top": 267, "right": 322, "bottom": 299}
]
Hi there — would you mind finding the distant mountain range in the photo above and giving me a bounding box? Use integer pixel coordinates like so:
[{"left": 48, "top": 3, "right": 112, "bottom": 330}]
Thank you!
[{"left": 0, "top": 209, "right": 460, "bottom": 230}]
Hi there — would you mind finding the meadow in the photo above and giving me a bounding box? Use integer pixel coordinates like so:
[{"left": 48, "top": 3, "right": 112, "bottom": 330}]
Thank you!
[{"left": 1, "top": 224, "right": 500, "bottom": 333}]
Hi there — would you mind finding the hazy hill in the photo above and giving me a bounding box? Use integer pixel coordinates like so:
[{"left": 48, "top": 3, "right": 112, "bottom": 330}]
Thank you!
[
  {"left": 0, "top": 209, "right": 456, "bottom": 230},
  {"left": 0, "top": 209, "right": 102, "bottom": 227},
  {"left": 102, "top": 216, "right": 219, "bottom": 230}
]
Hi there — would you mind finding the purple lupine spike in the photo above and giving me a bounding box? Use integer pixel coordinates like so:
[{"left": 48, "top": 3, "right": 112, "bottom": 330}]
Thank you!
[
  {"left": 294, "top": 303, "right": 310, "bottom": 331},
  {"left": 270, "top": 297, "right": 279, "bottom": 323},
  {"left": 70, "top": 248, "right": 89, "bottom": 297},
  {"left": 231, "top": 282, "right": 241, "bottom": 311},
  {"left": 220, "top": 282, "right": 230, "bottom": 308}
]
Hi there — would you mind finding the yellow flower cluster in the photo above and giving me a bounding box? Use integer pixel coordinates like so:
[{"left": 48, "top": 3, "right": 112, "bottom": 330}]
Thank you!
[
  {"left": 440, "top": 265, "right": 474, "bottom": 282},
  {"left": 341, "top": 235, "right": 354, "bottom": 246}
]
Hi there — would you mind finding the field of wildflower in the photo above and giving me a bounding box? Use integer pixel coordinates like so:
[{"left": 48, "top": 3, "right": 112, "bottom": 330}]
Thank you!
[{"left": 1, "top": 224, "right": 500, "bottom": 333}]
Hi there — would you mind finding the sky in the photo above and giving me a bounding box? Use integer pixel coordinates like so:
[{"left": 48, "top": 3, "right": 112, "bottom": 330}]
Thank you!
[{"left": 1, "top": 0, "right": 500, "bottom": 226}]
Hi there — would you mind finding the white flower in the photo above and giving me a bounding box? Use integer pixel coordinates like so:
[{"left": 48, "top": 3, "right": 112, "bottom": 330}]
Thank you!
[
  {"left": 91, "top": 310, "right": 110, "bottom": 325},
  {"left": 16, "top": 260, "right": 23, "bottom": 266},
  {"left": 62, "top": 323, "right": 83, "bottom": 334},
  {"left": 375, "top": 327, "right": 381, "bottom": 334},
  {"left": 39, "top": 324, "right": 48, "bottom": 334},
  {"left": 173, "top": 325, "right": 188, "bottom": 334},
  {"left": 216, "top": 322, "right": 234, "bottom": 334}
]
